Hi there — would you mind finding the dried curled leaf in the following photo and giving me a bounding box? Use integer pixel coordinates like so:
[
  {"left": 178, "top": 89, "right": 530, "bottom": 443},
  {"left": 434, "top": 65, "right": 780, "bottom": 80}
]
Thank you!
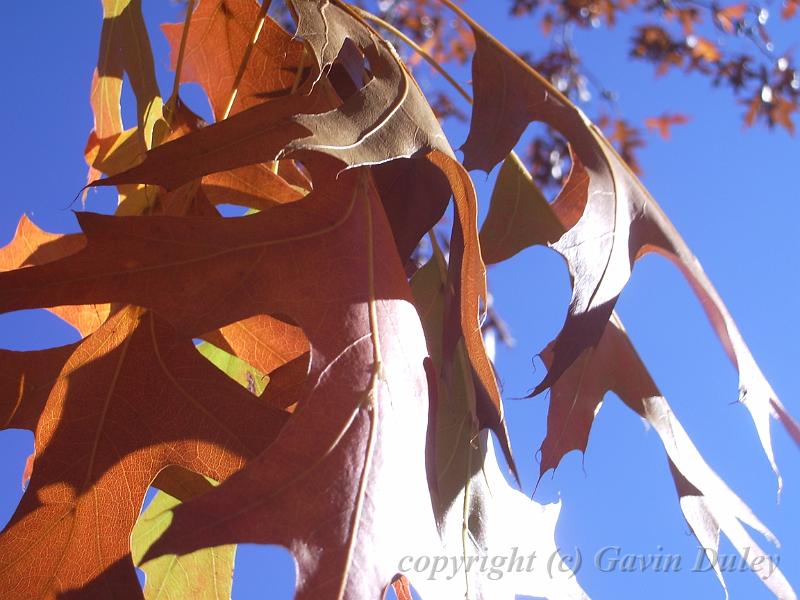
[
  {"left": 480, "top": 153, "right": 796, "bottom": 598},
  {"left": 461, "top": 15, "right": 797, "bottom": 484}
]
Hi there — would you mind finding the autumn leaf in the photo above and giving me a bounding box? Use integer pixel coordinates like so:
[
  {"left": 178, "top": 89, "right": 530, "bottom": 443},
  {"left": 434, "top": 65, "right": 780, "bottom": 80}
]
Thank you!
[
  {"left": 2, "top": 139, "right": 310, "bottom": 420},
  {"left": 132, "top": 482, "right": 235, "bottom": 600},
  {"left": 85, "top": 0, "right": 160, "bottom": 187},
  {"left": 691, "top": 37, "right": 721, "bottom": 63},
  {"left": 454, "top": 7, "right": 796, "bottom": 483},
  {"left": 0, "top": 344, "right": 76, "bottom": 432},
  {"left": 286, "top": 0, "right": 452, "bottom": 167},
  {"left": 0, "top": 307, "right": 288, "bottom": 598},
  {"left": 478, "top": 153, "right": 563, "bottom": 265},
  {"left": 540, "top": 318, "right": 795, "bottom": 599},
  {"left": 89, "top": 87, "right": 327, "bottom": 191},
  {"left": 0, "top": 162, "right": 458, "bottom": 598},
  {"left": 151, "top": 465, "right": 217, "bottom": 502},
  {"left": 162, "top": 0, "right": 307, "bottom": 121},
  {"left": 2, "top": 1, "right": 796, "bottom": 598},
  {"left": 126, "top": 168, "right": 461, "bottom": 599},
  {"left": 391, "top": 576, "right": 414, "bottom": 600},
  {"left": 644, "top": 112, "right": 690, "bottom": 139},
  {"left": 715, "top": 3, "right": 748, "bottom": 33},
  {"left": 480, "top": 152, "right": 797, "bottom": 597},
  {"left": 0, "top": 215, "right": 108, "bottom": 337},
  {"left": 87, "top": 1, "right": 514, "bottom": 467},
  {"left": 290, "top": 41, "right": 451, "bottom": 167},
  {"left": 410, "top": 248, "right": 587, "bottom": 599},
  {"left": 0, "top": 210, "right": 308, "bottom": 379},
  {"left": 428, "top": 151, "right": 518, "bottom": 479},
  {"left": 202, "top": 315, "right": 309, "bottom": 384},
  {"left": 202, "top": 163, "right": 308, "bottom": 209},
  {"left": 370, "top": 156, "right": 452, "bottom": 262},
  {"left": 91, "top": 0, "right": 159, "bottom": 139},
  {"left": 95, "top": 0, "right": 451, "bottom": 191}
]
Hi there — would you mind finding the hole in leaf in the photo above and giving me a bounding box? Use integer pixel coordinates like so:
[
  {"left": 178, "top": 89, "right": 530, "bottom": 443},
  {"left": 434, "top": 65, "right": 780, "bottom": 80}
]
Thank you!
[
  {"left": 232, "top": 544, "right": 296, "bottom": 599},
  {"left": 216, "top": 203, "right": 253, "bottom": 218},
  {"left": 328, "top": 38, "right": 373, "bottom": 102},
  {"left": 0, "top": 309, "right": 81, "bottom": 350}
]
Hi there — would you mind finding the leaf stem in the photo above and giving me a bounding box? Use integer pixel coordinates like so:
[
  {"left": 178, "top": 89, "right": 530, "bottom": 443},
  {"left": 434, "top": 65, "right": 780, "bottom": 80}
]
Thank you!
[
  {"left": 461, "top": 437, "right": 473, "bottom": 600},
  {"left": 166, "top": 0, "right": 196, "bottom": 116},
  {"left": 435, "top": 0, "right": 575, "bottom": 109},
  {"left": 222, "top": 0, "right": 274, "bottom": 120},
  {"left": 337, "top": 172, "right": 383, "bottom": 599}
]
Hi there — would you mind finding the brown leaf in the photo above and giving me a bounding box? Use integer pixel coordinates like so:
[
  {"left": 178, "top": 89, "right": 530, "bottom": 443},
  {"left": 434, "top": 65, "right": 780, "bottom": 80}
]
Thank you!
[
  {"left": 461, "top": 23, "right": 795, "bottom": 481},
  {"left": 91, "top": 88, "right": 327, "bottom": 191},
  {"left": 289, "top": 41, "right": 452, "bottom": 167},
  {"left": 691, "top": 37, "right": 721, "bottom": 63},
  {"left": 289, "top": 0, "right": 374, "bottom": 73},
  {"left": 371, "top": 156, "right": 452, "bottom": 262},
  {"left": 0, "top": 216, "right": 108, "bottom": 337},
  {"left": 162, "top": 0, "right": 307, "bottom": 121},
  {"left": 715, "top": 3, "right": 748, "bottom": 33},
  {"left": 539, "top": 317, "right": 794, "bottom": 598},
  {"left": 0, "top": 160, "right": 475, "bottom": 595},
  {"left": 410, "top": 252, "right": 587, "bottom": 599},
  {"left": 0, "top": 344, "right": 76, "bottom": 431},
  {"left": 202, "top": 163, "right": 307, "bottom": 209},
  {"left": 85, "top": 0, "right": 160, "bottom": 188},
  {"left": 428, "top": 150, "right": 518, "bottom": 480},
  {"left": 203, "top": 315, "right": 309, "bottom": 377},
  {"left": 0, "top": 307, "right": 288, "bottom": 597},
  {"left": 391, "top": 576, "right": 414, "bottom": 600},
  {"left": 479, "top": 153, "right": 563, "bottom": 265},
  {"left": 644, "top": 112, "right": 690, "bottom": 140},
  {"left": 96, "top": 0, "right": 451, "bottom": 192},
  {"left": 151, "top": 465, "right": 216, "bottom": 502},
  {"left": 481, "top": 154, "right": 798, "bottom": 597},
  {"left": 118, "top": 168, "right": 456, "bottom": 598}
]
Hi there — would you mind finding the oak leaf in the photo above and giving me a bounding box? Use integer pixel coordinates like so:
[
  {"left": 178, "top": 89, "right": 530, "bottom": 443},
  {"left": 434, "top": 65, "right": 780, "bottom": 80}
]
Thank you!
[
  {"left": 0, "top": 216, "right": 107, "bottom": 337},
  {"left": 126, "top": 168, "right": 459, "bottom": 599},
  {"left": 410, "top": 250, "right": 587, "bottom": 599},
  {"left": 162, "top": 0, "right": 307, "bottom": 121},
  {"left": 460, "top": 20, "right": 797, "bottom": 480},
  {"left": 132, "top": 478, "right": 234, "bottom": 599},
  {"left": 541, "top": 318, "right": 795, "bottom": 599},
  {"left": 480, "top": 153, "right": 797, "bottom": 598},
  {"left": 0, "top": 307, "right": 288, "bottom": 598},
  {"left": 0, "top": 161, "right": 460, "bottom": 598}
]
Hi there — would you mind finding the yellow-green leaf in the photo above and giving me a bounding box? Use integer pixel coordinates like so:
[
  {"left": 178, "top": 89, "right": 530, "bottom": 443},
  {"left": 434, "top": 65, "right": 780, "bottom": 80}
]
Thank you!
[
  {"left": 197, "top": 341, "right": 269, "bottom": 396},
  {"left": 132, "top": 489, "right": 235, "bottom": 600}
]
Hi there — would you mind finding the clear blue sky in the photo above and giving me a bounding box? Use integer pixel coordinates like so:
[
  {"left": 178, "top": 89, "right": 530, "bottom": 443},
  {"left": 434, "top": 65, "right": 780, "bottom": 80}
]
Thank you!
[{"left": 0, "top": 2, "right": 797, "bottom": 599}]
